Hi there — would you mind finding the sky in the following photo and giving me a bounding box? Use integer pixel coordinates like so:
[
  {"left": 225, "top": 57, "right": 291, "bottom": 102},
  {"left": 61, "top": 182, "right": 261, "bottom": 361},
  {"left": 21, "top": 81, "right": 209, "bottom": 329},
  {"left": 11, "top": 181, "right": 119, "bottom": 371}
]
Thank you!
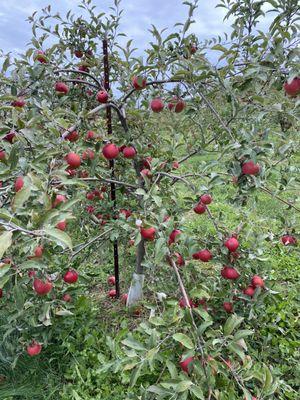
[{"left": 0, "top": 0, "right": 232, "bottom": 58}]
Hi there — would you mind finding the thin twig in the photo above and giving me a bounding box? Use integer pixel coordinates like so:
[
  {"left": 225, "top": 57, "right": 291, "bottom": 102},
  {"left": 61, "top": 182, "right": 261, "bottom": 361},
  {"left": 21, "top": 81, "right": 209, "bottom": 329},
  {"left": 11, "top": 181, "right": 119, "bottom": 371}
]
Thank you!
[
  {"left": 260, "top": 186, "right": 300, "bottom": 213},
  {"left": 71, "top": 228, "right": 113, "bottom": 258},
  {"left": 54, "top": 68, "right": 102, "bottom": 88}
]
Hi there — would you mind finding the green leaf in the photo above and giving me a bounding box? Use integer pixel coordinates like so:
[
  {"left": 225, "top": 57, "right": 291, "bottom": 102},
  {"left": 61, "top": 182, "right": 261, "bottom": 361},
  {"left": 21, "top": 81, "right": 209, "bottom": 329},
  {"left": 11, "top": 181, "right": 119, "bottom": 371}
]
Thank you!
[
  {"left": 0, "top": 264, "right": 11, "bottom": 279},
  {"left": 44, "top": 227, "right": 72, "bottom": 249},
  {"left": 175, "top": 380, "right": 192, "bottom": 393},
  {"left": 0, "top": 231, "right": 13, "bottom": 259},
  {"left": 190, "top": 385, "right": 205, "bottom": 399},
  {"left": 130, "top": 363, "right": 143, "bottom": 387},
  {"left": 224, "top": 314, "right": 244, "bottom": 336},
  {"left": 12, "top": 183, "right": 32, "bottom": 211},
  {"left": 55, "top": 309, "right": 74, "bottom": 316},
  {"left": 233, "top": 330, "right": 254, "bottom": 340},
  {"left": 122, "top": 337, "right": 146, "bottom": 351},
  {"left": 172, "top": 333, "right": 194, "bottom": 349}
]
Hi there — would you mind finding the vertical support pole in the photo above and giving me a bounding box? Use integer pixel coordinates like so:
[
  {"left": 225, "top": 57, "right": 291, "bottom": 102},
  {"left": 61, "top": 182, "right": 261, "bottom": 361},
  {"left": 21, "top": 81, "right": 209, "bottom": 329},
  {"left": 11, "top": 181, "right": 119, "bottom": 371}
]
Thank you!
[{"left": 102, "top": 38, "right": 120, "bottom": 298}]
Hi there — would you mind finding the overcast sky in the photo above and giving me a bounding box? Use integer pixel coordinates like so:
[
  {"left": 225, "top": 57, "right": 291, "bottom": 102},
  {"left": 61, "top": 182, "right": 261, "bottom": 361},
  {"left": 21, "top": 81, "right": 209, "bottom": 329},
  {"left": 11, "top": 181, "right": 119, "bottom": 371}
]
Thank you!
[{"left": 0, "top": 0, "right": 232, "bottom": 57}]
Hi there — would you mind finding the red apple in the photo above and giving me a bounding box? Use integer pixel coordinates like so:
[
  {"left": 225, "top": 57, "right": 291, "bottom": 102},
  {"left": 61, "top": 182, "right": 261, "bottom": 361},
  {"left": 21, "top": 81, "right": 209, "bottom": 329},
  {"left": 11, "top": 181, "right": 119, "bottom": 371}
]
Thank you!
[
  {"left": 28, "top": 270, "right": 36, "bottom": 278},
  {"left": 223, "top": 302, "right": 233, "bottom": 313},
  {"left": 150, "top": 98, "right": 164, "bottom": 113},
  {"left": 56, "top": 220, "right": 67, "bottom": 231},
  {"left": 0, "top": 150, "right": 6, "bottom": 160},
  {"left": 119, "top": 209, "right": 132, "bottom": 219},
  {"left": 200, "top": 194, "right": 212, "bottom": 205},
  {"left": 122, "top": 146, "right": 136, "bottom": 159},
  {"left": 3, "top": 131, "right": 16, "bottom": 143},
  {"left": 12, "top": 97, "right": 26, "bottom": 107},
  {"left": 174, "top": 252, "right": 185, "bottom": 267},
  {"left": 241, "top": 160, "right": 260, "bottom": 175},
  {"left": 284, "top": 77, "right": 300, "bottom": 97},
  {"left": 107, "top": 276, "right": 116, "bottom": 286},
  {"left": 193, "top": 202, "right": 206, "bottom": 214},
  {"left": 178, "top": 297, "right": 197, "bottom": 308},
  {"left": 140, "top": 227, "right": 156, "bottom": 241},
  {"left": 74, "top": 50, "right": 83, "bottom": 58},
  {"left": 63, "top": 270, "right": 78, "bottom": 284},
  {"left": 62, "top": 293, "right": 72, "bottom": 302},
  {"left": 132, "top": 76, "right": 147, "bottom": 90},
  {"left": 96, "top": 90, "right": 109, "bottom": 103},
  {"left": 14, "top": 176, "right": 24, "bottom": 192},
  {"left": 141, "top": 169, "right": 151, "bottom": 178},
  {"left": 53, "top": 194, "right": 66, "bottom": 208},
  {"left": 65, "top": 130, "right": 79, "bottom": 142},
  {"left": 102, "top": 143, "right": 119, "bottom": 160},
  {"left": 168, "top": 229, "right": 181, "bottom": 245},
  {"left": 142, "top": 157, "right": 152, "bottom": 169},
  {"left": 34, "top": 246, "right": 43, "bottom": 258},
  {"left": 86, "top": 130, "right": 95, "bottom": 140},
  {"left": 221, "top": 266, "right": 240, "bottom": 280},
  {"left": 172, "top": 161, "right": 179, "bottom": 169},
  {"left": 55, "top": 82, "right": 69, "bottom": 94},
  {"left": 108, "top": 289, "right": 117, "bottom": 298},
  {"left": 251, "top": 275, "right": 264, "bottom": 288},
  {"left": 82, "top": 149, "right": 95, "bottom": 160},
  {"left": 193, "top": 249, "right": 212, "bottom": 262},
  {"left": 281, "top": 234, "right": 297, "bottom": 246},
  {"left": 190, "top": 45, "right": 197, "bottom": 54},
  {"left": 27, "top": 341, "right": 42, "bottom": 356},
  {"left": 66, "top": 152, "right": 81, "bottom": 169},
  {"left": 33, "top": 278, "right": 53, "bottom": 295},
  {"left": 243, "top": 286, "right": 255, "bottom": 297},
  {"left": 86, "top": 192, "right": 95, "bottom": 201},
  {"left": 34, "top": 50, "right": 47, "bottom": 63},
  {"left": 225, "top": 237, "right": 239, "bottom": 252},
  {"left": 121, "top": 293, "right": 128, "bottom": 304},
  {"left": 179, "top": 356, "right": 194, "bottom": 373}
]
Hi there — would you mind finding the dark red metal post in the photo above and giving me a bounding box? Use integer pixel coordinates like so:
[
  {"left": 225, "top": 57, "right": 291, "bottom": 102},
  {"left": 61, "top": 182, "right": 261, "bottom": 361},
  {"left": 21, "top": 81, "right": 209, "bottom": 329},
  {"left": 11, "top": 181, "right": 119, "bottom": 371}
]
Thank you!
[{"left": 102, "top": 39, "right": 120, "bottom": 298}]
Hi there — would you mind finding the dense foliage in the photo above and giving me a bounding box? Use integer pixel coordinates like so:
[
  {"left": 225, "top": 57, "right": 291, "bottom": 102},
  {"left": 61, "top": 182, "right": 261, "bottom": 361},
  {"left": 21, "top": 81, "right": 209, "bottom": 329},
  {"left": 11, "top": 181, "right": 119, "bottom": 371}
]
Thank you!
[{"left": 0, "top": 0, "right": 299, "bottom": 399}]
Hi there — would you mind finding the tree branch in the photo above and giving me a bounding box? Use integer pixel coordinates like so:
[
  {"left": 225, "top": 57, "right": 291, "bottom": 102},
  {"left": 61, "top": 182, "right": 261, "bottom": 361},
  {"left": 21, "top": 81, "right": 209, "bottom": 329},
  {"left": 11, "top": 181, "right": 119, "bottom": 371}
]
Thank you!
[{"left": 54, "top": 68, "right": 102, "bottom": 88}]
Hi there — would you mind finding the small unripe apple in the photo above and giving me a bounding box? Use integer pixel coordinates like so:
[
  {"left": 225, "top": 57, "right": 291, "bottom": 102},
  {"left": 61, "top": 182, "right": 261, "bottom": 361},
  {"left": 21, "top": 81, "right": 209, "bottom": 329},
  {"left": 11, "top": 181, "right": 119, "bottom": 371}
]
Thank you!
[
  {"left": 241, "top": 160, "right": 260, "bottom": 175},
  {"left": 223, "top": 302, "right": 233, "bottom": 313},
  {"left": 86, "top": 130, "right": 95, "bottom": 140},
  {"left": 150, "top": 98, "right": 164, "bottom": 113},
  {"left": 251, "top": 275, "right": 264, "bottom": 288},
  {"left": 33, "top": 278, "right": 53, "bottom": 295},
  {"left": 55, "top": 82, "right": 69, "bottom": 94},
  {"left": 284, "top": 77, "right": 300, "bottom": 97},
  {"left": 122, "top": 146, "right": 136, "bottom": 159},
  {"left": 281, "top": 234, "right": 297, "bottom": 246},
  {"left": 62, "top": 293, "right": 72, "bottom": 302},
  {"left": 34, "top": 246, "right": 43, "bottom": 258},
  {"left": 179, "top": 356, "right": 194, "bottom": 373},
  {"left": 221, "top": 266, "right": 240, "bottom": 280},
  {"left": 107, "top": 276, "right": 116, "bottom": 286},
  {"left": 96, "top": 90, "right": 109, "bottom": 103},
  {"left": 108, "top": 289, "right": 117, "bottom": 298},
  {"left": 243, "top": 286, "right": 255, "bottom": 297},
  {"left": 12, "top": 97, "right": 26, "bottom": 107},
  {"left": 14, "top": 176, "right": 24, "bottom": 192},
  {"left": 132, "top": 76, "right": 147, "bottom": 90},
  {"left": 66, "top": 152, "right": 81, "bottom": 169},
  {"left": 102, "top": 143, "right": 119, "bottom": 160},
  {"left": 56, "top": 220, "right": 67, "bottom": 231},
  {"left": 65, "top": 130, "right": 79, "bottom": 142},
  {"left": 53, "top": 194, "right": 66, "bottom": 208},
  {"left": 224, "top": 237, "right": 239, "bottom": 252},
  {"left": 27, "top": 341, "right": 42, "bottom": 356},
  {"left": 200, "top": 194, "right": 212, "bottom": 205},
  {"left": 168, "top": 229, "right": 181, "bottom": 245},
  {"left": 140, "top": 227, "right": 156, "bottom": 241},
  {"left": 193, "top": 202, "right": 206, "bottom": 214},
  {"left": 63, "top": 270, "right": 78, "bottom": 284}
]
